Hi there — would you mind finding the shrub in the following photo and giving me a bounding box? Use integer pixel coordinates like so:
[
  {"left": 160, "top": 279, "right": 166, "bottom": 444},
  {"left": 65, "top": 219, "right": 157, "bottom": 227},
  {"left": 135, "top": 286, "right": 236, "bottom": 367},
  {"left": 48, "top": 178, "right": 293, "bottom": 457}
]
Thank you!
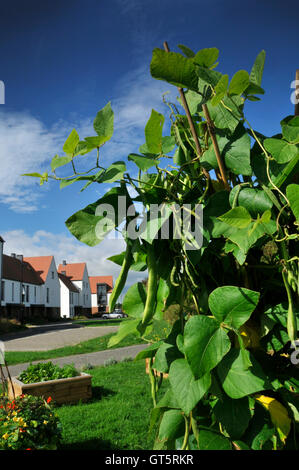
[
  {"left": 0, "top": 394, "right": 62, "bottom": 450},
  {"left": 18, "top": 362, "right": 79, "bottom": 384}
]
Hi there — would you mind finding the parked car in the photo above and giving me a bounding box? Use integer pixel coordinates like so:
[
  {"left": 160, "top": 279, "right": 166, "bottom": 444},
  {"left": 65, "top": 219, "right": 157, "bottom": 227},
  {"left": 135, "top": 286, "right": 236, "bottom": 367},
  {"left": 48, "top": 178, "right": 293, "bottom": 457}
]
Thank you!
[{"left": 101, "top": 311, "right": 127, "bottom": 319}]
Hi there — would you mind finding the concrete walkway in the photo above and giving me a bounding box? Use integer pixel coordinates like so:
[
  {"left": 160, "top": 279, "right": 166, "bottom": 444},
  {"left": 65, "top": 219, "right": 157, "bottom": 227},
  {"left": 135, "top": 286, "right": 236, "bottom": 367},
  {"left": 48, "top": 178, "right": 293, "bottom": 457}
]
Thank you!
[
  {"left": 2, "top": 343, "right": 149, "bottom": 378},
  {"left": 1, "top": 323, "right": 119, "bottom": 351}
]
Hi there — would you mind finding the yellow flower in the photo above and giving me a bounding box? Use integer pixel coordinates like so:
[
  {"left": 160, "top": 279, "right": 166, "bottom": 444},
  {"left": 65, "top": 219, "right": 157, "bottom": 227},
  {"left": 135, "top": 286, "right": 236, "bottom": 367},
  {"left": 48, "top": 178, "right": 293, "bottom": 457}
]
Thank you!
[
  {"left": 43, "top": 420, "right": 48, "bottom": 425},
  {"left": 2, "top": 433, "right": 9, "bottom": 440}
]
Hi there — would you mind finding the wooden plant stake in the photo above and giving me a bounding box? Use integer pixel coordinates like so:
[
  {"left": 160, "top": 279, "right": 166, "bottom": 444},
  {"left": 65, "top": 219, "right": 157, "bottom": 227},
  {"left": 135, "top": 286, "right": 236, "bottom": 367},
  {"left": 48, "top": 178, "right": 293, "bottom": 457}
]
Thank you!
[
  {"left": 163, "top": 41, "right": 210, "bottom": 181},
  {"left": 201, "top": 104, "right": 230, "bottom": 191}
]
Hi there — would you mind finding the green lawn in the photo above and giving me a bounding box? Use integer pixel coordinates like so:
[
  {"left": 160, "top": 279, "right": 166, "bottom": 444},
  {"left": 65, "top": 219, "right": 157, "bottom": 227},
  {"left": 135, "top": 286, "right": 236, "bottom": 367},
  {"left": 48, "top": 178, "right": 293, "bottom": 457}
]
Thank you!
[
  {"left": 5, "top": 332, "right": 146, "bottom": 366},
  {"left": 56, "top": 360, "right": 165, "bottom": 450}
]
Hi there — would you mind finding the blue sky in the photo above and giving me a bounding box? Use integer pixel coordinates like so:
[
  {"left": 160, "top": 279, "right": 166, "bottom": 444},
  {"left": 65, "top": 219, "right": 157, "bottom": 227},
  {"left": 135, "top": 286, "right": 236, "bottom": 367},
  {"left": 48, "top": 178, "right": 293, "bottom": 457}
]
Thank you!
[{"left": 0, "top": 0, "right": 298, "bottom": 286}]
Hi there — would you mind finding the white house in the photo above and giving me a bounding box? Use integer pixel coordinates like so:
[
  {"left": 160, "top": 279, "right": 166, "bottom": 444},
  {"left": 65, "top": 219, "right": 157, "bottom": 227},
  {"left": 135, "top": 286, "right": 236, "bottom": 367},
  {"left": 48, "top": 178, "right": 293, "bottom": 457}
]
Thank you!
[
  {"left": 58, "top": 272, "right": 79, "bottom": 319},
  {"left": 0, "top": 236, "right": 4, "bottom": 303},
  {"left": 1, "top": 254, "right": 44, "bottom": 320},
  {"left": 24, "top": 256, "right": 61, "bottom": 319},
  {"left": 58, "top": 261, "right": 91, "bottom": 315},
  {"left": 89, "top": 276, "right": 113, "bottom": 314}
]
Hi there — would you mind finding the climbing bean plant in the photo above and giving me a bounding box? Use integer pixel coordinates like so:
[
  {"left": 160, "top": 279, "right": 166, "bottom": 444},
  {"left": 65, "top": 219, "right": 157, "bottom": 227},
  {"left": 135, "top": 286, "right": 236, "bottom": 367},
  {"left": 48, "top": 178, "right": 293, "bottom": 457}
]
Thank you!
[{"left": 25, "top": 44, "right": 299, "bottom": 450}]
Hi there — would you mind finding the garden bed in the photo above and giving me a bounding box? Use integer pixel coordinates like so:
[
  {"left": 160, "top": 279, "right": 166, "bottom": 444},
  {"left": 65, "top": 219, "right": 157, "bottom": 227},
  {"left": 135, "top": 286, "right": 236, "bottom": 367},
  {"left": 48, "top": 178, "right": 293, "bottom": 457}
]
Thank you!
[{"left": 7, "top": 372, "right": 92, "bottom": 404}]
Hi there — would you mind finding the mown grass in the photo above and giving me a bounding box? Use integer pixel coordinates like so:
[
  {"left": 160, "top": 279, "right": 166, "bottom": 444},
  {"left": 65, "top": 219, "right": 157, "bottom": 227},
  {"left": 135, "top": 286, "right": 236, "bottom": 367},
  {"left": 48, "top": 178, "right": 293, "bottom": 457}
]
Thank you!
[
  {"left": 56, "top": 360, "right": 165, "bottom": 450},
  {"left": 5, "top": 333, "right": 146, "bottom": 366}
]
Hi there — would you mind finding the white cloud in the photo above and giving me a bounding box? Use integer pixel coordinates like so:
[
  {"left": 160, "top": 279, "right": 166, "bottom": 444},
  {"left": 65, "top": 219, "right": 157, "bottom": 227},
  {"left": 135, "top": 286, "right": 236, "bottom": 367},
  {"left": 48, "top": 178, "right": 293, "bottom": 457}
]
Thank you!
[
  {"left": 0, "top": 63, "right": 178, "bottom": 213},
  {"left": 2, "top": 229, "right": 146, "bottom": 295},
  {"left": 0, "top": 111, "right": 67, "bottom": 212}
]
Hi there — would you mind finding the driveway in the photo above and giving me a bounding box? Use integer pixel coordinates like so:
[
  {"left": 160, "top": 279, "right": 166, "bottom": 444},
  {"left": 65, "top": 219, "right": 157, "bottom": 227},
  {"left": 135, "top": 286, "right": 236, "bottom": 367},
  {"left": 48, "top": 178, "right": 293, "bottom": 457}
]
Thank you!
[{"left": 1, "top": 322, "right": 119, "bottom": 351}]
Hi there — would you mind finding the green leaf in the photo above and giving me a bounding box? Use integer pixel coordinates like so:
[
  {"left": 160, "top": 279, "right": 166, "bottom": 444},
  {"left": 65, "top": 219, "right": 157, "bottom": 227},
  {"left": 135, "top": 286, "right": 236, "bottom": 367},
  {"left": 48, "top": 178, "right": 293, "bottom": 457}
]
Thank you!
[
  {"left": 59, "top": 173, "right": 101, "bottom": 190},
  {"left": 154, "top": 321, "right": 183, "bottom": 373},
  {"left": 218, "top": 207, "right": 252, "bottom": 229},
  {"left": 249, "top": 50, "right": 266, "bottom": 86},
  {"left": 193, "top": 47, "right": 219, "bottom": 68},
  {"left": 107, "top": 318, "right": 141, "bottom": 347},
  {"left": 122, "top": 282, "right": 146, "bottom": 319},
  {"left": 208, "top": 286, "right": 260, "bottom": 329},
  {"left": 211, "top": 74, "right": 229, "bottom": 106},
  {"left": 96, "top": 161, "right": 126, "bottom": 183},
  {"left": 139, "top": 203, "right": 173, "bottom": 243},
  {"left": 280, "top": 115, "right": 299, "bottom": 144},
  {"left": 183, "top": 316, "right": 231, "bottom": 379},
  {"left": 62, "top": 129, "right": 80, "bottom": 155},
  {"left": 224, "top": 219, "right": 277, "bottom": 254},
  {"left": 286, "top": 184, "right": 299, "bottom": 222},
  {"left": 228, "top": 70, "right": 250, "bottom": 96},
  {"left": 217, "top": 349, "right": 268, "bottom": 399},
  {"left": 134, "top": 341, "right": 163, "bottom": 361},
  {"left": 161, "top": 136, "right": 176, "bottom": 154},
  {"left": 263, "top": 138, "right": 298, "bottom": 163},
  {"left": 244, "top": 82, "right": 265, "bottom": 97},
  {"left": 84, "top": 136, "right": 105, "bottom": 150},
  {"left": 229, "top": 186, "right": 273, "bottom": 217},
  {"left": 158, "top": 409, "right": 185, "bottom": 441},
  {"left": 22, "top": 172, "right": 43, "bottom": 178},
  {"left": 169, "top": 359, "right": 211, "bottom": 414},
  {"left": 195, "top": 429, "right": 232, "bottom": 450},
  {"left": 145, "top": 109, "right": 165, "bottom": 154},
  {"left": 202, "top": 125, "right": 251, "bottom": 175},
  {"left": 213, "top": 396, "right": 252, "bottom": 439},
  {"left": 51, "top": 154, "right": 72, "bottom": 171},
  {"left": 224, "top": 240, "right": 247, "bottom": 265},
  {"left": 204, "top": 95, "right": 243, "bottom": 135},
  {"left": 177, "top": 44, "right": 195, "bottom": 58},
  {"left": 65, "top": 186, "right": 130, "bottom": 246},
  {"left": 93, "top": 101, "right": 114, "bottom": 143},
  {"left": 150, "top": 48, "right": 199, "bottom": 91}
]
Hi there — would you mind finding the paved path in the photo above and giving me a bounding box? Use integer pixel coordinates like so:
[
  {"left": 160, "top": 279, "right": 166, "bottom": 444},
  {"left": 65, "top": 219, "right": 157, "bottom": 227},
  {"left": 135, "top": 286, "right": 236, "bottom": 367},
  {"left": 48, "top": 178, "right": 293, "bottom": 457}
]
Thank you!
[
  {"left": 2, "top": 344, "right": 149, "bottom": 378},
  {"left": 1, "top": 323, "right": 119, "bottom": 351}
]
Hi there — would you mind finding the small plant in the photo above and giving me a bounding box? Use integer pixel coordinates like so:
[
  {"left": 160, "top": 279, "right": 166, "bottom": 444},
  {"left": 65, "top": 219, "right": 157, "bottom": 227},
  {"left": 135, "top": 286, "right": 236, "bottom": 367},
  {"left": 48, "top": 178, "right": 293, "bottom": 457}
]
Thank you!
[
  {"left": 0, "top": 394, "right": 62, "bottom": 450},
  {"left": 104, "top": 358, "right": 118, "bottom": 367},
  {"left": 18, "top": 362, "right": 79, "bottom": 384}
]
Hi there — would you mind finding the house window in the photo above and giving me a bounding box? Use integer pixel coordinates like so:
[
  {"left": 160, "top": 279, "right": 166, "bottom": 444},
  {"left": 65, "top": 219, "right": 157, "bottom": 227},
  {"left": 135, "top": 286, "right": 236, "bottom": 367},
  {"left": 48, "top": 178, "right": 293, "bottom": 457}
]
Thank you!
[
  {"left": 1, "top": 281, "right": 5, "bottom": 301},
  {"left": 46, "top": 288, "right": 49, "bottom": 303},
  {"left": 51, "top": 271, "right": 54, "bottom": 279},
  {"left": 34, "top": 286, "right": 37, "bottom": 302},
  {"left": 12, "top": 283, "right": 14, "bottom": 302},
  {"left": 26, "top": 286, "right": 29, "bottom": 303}
]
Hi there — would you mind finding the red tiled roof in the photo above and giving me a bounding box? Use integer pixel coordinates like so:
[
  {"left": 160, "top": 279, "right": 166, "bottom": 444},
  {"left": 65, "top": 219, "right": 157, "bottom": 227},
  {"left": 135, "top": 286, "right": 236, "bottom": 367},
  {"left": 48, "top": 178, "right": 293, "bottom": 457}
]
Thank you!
[
  {"left": 58, "top": 273, "right": 80, "bottom": 293},
  {"left": 23, "top": 256, "right": 54, "bottom": 282},
  {"left": 89, "top": 276, "right": 113, "bottom": 294},
  {"left": 2, "top": 255, "right": 43, "bottom": 285},
  {"left": 57, "top": 263, "right": 86, "bottom": 281}
]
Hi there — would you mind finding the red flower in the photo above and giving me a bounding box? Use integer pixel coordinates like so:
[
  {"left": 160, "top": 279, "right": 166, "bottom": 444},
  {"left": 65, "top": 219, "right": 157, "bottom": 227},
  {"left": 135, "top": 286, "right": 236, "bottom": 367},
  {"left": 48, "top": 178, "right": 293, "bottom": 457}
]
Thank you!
[
  {"left": 26, "top": 448, "right": 32, "bottom": 450},
  {"left": 46, "top": 397, "right": 52, "bottom": 404}
]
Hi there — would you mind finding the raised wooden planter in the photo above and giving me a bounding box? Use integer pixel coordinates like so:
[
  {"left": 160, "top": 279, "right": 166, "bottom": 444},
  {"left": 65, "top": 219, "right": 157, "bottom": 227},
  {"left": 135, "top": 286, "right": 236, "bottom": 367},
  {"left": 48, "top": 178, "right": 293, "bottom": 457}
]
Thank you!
[{"left": 7, "top": 372, "right": 92, "bottom": 404}]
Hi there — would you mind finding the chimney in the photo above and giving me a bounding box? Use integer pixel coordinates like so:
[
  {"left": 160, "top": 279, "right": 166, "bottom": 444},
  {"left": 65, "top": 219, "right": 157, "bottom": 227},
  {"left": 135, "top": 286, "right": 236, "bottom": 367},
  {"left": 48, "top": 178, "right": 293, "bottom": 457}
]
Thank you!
[
  {"left": 16, "top": 254, "right": 23, "bottom": 263},
  {"left": 11, "top": 253, "right": 16, "bottom": 258},
  {"left": 62, "top": 260, "right": 67, "bottom": 266}
]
